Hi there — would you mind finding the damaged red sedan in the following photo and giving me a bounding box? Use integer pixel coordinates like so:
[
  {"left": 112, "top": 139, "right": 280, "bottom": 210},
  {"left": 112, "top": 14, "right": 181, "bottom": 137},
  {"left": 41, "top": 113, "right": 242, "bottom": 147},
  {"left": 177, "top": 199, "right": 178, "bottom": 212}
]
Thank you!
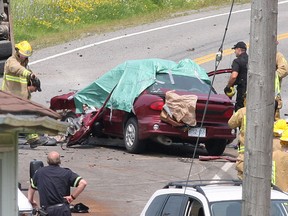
[{"left": 50, "top": 58, "right": 235, "bottom": 156}]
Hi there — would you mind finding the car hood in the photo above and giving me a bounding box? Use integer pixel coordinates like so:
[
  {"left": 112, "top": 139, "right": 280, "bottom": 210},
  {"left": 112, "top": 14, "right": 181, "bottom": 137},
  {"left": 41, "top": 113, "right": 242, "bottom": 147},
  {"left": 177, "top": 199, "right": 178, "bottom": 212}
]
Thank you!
[{"left": 73, "top": 58, "right": 210, "bottom": 113}]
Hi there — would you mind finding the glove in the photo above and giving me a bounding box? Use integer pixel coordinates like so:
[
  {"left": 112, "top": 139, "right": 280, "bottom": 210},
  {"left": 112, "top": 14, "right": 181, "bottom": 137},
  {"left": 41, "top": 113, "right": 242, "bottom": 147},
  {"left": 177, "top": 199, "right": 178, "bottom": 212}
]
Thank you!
[
  {"left": 224, "top": 86, "right": 231, "bottom": 94},
  {"left": 31, "top": 77, "right": 42, "bottom": 92}
]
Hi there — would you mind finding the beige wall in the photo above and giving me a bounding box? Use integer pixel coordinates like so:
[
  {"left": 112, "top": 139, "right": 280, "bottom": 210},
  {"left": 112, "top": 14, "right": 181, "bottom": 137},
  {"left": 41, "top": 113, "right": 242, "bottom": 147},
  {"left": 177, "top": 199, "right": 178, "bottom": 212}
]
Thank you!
[{"left": 0, "top": 132, "right": 18, "bottom": 216}]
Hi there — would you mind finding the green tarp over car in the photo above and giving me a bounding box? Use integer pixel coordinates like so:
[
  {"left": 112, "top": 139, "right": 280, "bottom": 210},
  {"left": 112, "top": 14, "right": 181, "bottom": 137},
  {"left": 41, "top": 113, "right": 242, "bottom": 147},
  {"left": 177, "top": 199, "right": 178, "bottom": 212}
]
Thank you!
[{"left": 74, "top": 58, "right": 210, "bottom": 113}]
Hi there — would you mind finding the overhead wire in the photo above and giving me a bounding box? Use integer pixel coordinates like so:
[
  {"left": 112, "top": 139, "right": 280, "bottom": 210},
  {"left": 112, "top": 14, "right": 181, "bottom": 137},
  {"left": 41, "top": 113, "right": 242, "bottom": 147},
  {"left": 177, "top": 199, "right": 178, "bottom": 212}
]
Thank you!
[{"left": 182, "top": 0, "right": 236, "bottom": 193}]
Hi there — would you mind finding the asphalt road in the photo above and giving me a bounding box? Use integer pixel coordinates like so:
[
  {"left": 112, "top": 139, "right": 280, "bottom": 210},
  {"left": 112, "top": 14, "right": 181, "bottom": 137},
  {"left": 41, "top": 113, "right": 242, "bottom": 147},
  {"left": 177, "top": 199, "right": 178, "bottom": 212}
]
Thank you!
[
  {"left": 18, "top": 138, "right": 238, "bottom": 216},
  {"left": 10, "top": 1, "right": 288, "bottom": 215}
]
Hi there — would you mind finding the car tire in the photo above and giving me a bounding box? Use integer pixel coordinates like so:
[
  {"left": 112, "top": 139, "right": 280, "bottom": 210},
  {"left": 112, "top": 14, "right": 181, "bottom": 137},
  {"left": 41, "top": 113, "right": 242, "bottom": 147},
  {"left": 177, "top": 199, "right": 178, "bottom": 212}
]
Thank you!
[
  {"left": 124, "top": 117, "right": 146, "bottom": 153},
  {"left": 205, "top": 140, "right": 227, "bottom": 156},
  {"left": 0, "top": 40, "right": 12, "bottom": 60},
  {"left": 0, "top": 59, "right": 5, "bottom": 76}
]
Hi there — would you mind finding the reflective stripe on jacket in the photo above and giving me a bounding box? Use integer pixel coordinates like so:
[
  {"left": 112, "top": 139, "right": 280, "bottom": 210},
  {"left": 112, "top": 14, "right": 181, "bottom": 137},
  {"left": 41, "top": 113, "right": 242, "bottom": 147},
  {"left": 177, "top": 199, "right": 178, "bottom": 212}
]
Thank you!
[
  {"left": 1, "top": 53, "right": 31, "bottom": 99},
  {"left": 238, "top": 145, "right": 245, "bottom": 153},
  {"left": 271, "top": 160, "right": 276, "bottom": 185},
  {"left": 275, "top": 74, "right": 281, "bottom": 97}
]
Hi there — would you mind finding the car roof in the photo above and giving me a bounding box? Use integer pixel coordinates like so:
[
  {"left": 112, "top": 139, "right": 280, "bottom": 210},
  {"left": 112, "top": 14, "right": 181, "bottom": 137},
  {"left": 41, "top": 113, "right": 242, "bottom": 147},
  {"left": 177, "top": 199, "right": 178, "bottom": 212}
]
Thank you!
[
  {"left": 74, "top": 58, "right": 210, "bottom": 113},
  {"left": 161, "top": 180, "right": 288, "bottom": 203},
  {"left": 200, "top": 185, "right": 288, "bottom": 202}
]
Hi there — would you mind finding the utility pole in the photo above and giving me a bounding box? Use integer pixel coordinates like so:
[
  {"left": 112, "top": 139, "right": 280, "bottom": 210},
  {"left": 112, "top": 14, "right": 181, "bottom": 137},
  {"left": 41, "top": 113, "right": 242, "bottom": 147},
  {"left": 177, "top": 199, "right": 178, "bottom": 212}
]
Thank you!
[{"left": 242, "top": 0, "right": 278, "bottom": 215}]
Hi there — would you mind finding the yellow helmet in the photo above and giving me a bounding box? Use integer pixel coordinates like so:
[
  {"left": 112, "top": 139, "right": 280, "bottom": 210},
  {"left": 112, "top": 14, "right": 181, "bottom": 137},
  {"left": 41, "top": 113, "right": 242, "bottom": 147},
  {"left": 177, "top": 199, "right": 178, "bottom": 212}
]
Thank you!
[
  {"left": 274, "top": 119, "right": 288, "bottom": 137},
  {"left": 225, "top": 87, "right": 235, "bottom": 98},
  {"left": 15, "top": 40, "right": 32, "bottom": 57},
  {"left": 280, "top": 129, "right": 288, "bottom": 142}
]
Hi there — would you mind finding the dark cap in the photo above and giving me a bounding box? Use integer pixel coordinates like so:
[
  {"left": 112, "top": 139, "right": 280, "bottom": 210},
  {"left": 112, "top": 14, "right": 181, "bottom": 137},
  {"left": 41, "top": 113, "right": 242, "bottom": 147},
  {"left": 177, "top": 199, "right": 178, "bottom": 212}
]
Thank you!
[
  {"left": 29, "top": 77, "right": 42, "bottom": 92},
  {"left": 232, "top": 41, "right": 247, "bottom": 50}
]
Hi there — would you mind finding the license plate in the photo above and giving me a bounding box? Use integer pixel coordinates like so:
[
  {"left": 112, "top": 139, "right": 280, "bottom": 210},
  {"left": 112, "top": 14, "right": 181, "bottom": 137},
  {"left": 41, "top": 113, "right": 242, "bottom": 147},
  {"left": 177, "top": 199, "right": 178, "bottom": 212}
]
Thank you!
[{"left": 188, "top": 127, "right": 206, "bottom": 137}]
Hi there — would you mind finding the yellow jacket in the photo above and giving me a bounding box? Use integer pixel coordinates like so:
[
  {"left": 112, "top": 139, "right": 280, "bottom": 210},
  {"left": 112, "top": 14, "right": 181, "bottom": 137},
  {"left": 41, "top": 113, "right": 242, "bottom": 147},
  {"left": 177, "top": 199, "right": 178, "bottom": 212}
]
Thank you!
[
  {"left": 228, "top": 107, "right": 246, "bottom": 152},
  {"left": 273, "top": 138, "right": 282, "bottom": 151},
  {"left": 276, "top": 51, "right": 288, "bottom": 82},
  {"left": 272, "top": 149, "right": 288, "bottom": 192},
  {"left": 1, "top": 53, "right": 32, "bottom": 99}
]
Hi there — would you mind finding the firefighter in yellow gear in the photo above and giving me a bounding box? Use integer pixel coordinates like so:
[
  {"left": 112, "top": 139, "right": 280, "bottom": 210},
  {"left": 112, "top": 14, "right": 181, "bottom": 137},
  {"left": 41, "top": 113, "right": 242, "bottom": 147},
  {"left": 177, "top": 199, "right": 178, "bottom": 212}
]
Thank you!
[
  {"left": 228, "top": 94, "right": 247, "bottom": 179},
  {"left": 2, "top": 41, "right": 33, "bottom": 98},
  {"left": 272, "top": 129, "right": 288, "bottom": 192},
  {"left": 1, "top": 41, "right": 47, "bottom": 148},
  {"left": 274, "top": 41, "right": 288, "bottom": 120},
  {"left": 273, "top": 119, "right": 288, "bottom": 151},
  {"left": 229, "top": 104, "right": 288, "bottom": 180}
]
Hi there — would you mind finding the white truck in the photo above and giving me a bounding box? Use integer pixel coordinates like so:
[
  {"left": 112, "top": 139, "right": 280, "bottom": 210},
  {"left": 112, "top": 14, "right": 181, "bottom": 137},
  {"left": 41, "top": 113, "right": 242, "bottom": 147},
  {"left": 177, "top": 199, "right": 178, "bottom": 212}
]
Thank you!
[
  {"left": 0, "top": 0, "right": 13, "bottom": 76},
  {"left": 18, "top": 188, "right": 33, "bottom": 216}
]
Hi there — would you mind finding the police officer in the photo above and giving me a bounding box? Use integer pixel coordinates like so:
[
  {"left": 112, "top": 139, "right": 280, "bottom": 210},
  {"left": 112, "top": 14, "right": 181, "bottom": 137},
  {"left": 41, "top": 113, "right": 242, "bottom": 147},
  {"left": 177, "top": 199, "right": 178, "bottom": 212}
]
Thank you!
[
  {"left": 28, "top": 151, "right": 87, "bottom": 216},
  {"left": 224, "top": 41, "right": 248, "bottom": 111}
]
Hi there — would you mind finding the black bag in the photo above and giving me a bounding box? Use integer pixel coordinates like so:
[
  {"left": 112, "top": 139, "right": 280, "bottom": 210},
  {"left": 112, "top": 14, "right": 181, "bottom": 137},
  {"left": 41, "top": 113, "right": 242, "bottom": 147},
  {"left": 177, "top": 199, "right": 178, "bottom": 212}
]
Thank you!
[{"left": 71, "top": 203, "right": 89, "bottom": 213}]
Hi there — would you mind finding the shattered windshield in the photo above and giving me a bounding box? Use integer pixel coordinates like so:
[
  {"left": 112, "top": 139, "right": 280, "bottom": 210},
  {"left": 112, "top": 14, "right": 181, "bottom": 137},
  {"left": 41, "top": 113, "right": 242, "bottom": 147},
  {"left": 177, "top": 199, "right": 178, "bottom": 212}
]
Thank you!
[
  {"left": 210, "top": 200, "right": 288, "bottom": 216},
  {"left": 147, "top": 73, "right": 216, "bottom": 94}
]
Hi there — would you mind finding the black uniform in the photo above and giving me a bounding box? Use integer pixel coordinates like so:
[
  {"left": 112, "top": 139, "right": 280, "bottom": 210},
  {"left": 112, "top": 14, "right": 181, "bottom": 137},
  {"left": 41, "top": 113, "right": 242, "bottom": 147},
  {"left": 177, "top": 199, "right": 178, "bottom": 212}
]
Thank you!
[
  {"left": 31, "top": 165, "right": 82, "bottom": 216},
  {"left": 231, "top": 52, "right": 248, "bottom": 111}
]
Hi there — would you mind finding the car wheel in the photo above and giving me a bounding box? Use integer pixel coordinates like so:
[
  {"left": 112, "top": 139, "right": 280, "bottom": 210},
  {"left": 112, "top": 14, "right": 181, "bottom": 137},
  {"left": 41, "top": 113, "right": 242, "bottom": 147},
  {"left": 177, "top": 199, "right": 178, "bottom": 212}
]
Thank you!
[
  {"left": 0, "top": 59, "right": 5, "bottom": 76},
  {"left": 124, "top": 117, "right": 145, "bottom": 153},
  {"left": 0, "top": 41, "right": 12, "bottom": 60},
  {"left": 205, "top": 139, "right": 227, "bottom": 156}
]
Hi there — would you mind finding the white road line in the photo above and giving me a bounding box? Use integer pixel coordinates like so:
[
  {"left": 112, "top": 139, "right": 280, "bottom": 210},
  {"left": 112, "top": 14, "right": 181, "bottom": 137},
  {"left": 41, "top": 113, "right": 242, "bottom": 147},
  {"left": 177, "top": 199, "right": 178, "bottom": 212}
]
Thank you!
[
  {"left": 30, "top": 0, "right": 288, "bottom": 66},
  {"left": 212, "top": 162, "right": 234, "bottom": 181},
  {"left": 221, "top": 162, "right": 234, "bottom": 172},
  {"left": 27, "top": 6, "right": 247, "bottom": 65},
  {"left": 30, "top": 8, "right": 250, "bottom": 65}
]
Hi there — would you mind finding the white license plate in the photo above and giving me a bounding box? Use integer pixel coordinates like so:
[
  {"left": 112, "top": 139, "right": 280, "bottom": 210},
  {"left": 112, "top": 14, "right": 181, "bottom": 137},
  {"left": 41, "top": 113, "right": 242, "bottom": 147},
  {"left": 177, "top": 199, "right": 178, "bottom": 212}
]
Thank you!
[{"left": 188, "top": 127, "right": 206, "bottom": 137}]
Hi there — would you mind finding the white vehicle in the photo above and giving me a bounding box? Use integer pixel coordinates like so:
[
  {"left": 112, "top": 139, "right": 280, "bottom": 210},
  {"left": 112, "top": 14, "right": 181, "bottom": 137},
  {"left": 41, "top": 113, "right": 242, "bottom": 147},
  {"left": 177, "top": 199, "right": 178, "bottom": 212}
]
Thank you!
[
  {"left": 18, "top": 188, "right": 33, "bottom": 216},
  {"left": 0, "top": 0, "right": 13, "bottom": 76},
  {"left": 140, "top": 179, "right": 288, "bottom": 216}
]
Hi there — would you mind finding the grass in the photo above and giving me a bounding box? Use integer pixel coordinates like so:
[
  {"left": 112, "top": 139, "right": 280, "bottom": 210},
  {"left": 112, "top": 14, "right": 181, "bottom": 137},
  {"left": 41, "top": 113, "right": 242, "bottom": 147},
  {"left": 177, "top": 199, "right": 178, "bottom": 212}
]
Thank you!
[{"left": 11, "top": 0, "right": 249, "bottom": 49}]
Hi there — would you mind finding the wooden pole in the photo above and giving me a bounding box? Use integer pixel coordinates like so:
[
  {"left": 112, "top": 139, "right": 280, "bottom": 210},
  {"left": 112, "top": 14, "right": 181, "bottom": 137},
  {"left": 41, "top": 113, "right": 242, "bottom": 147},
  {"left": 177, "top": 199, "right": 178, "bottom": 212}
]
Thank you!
[
  {"left": 0, "top": 1, "right": 4, "bottom": 14},
  {"left": 242, "top": 0, "right": 278, "bottom": 215}
]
